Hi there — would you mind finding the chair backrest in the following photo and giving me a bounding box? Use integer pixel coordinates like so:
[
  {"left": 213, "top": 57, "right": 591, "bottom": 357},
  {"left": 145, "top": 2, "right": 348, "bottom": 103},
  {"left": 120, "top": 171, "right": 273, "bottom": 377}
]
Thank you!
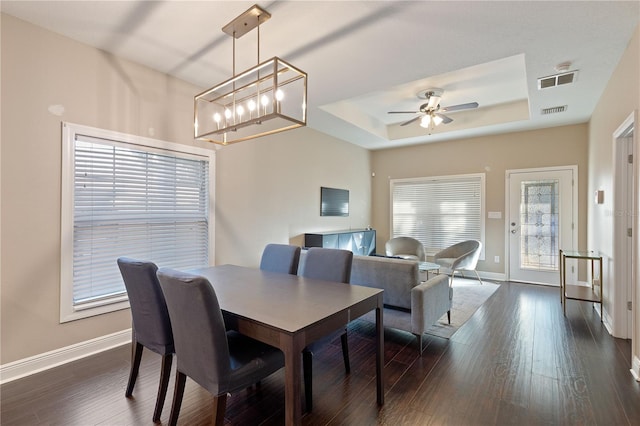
[
  {"left": 156, "top": 268, "right": 231, "bottom": 396},
  {"left": 455, "top": 240, "right": 482, "bottom": 269},
  {"left": 117, "top": 257, "right": 174, "bottom": 355},
  {"left": 437, "top": 240, "right": 482, "bottom": 270},
  {"left": 385, "top": 237, "right": 425, "bottom": 261},
  {"left": 259, "top": 244, "right": 301, "bottom": 274},
  {"left": 299, "top": 247, "right": 353, "bottom": 283}
]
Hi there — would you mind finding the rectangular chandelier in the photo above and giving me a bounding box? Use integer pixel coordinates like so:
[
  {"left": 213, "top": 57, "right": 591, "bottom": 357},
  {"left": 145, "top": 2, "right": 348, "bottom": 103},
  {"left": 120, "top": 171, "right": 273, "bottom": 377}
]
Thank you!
[{"left": 194, "top": 5, "right": 307, "bottom": 145}]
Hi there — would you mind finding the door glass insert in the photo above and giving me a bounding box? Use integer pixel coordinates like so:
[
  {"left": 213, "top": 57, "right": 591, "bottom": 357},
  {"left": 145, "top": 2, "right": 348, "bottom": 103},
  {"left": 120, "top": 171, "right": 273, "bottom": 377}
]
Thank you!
[{"left": 520, "top": 179, "right": 559, "bottom": 271}]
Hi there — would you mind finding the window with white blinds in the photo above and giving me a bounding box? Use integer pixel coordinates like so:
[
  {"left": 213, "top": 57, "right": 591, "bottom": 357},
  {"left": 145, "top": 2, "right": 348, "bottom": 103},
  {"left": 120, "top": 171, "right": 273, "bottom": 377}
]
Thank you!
[
  {"left": 61, "top": 123, "right": 214, "bottom": 322},
  {"left": 391, "top": 173, "right": 485, "bottom": 257}
]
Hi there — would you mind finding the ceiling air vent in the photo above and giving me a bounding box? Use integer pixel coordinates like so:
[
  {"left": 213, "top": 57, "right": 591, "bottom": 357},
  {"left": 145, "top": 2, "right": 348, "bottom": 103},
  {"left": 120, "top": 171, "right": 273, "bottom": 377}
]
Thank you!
[
  {"left": 537, "top": 70, "right": 578, "bottom": 89},
  {"left": 541, "top": 105, "right": 567, "bottom": 115}
]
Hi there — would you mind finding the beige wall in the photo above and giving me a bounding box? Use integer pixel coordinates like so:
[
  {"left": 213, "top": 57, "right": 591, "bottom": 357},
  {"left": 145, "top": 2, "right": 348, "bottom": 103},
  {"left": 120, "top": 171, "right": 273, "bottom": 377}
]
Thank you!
[
  {"left": 0, "top": 14, "right": 203, "bottom": 364},
  {"left": 0, "top": 15, "right": 371, "bottom": 364},
  {"left": 371, "top": 124, "right": 589, "bottom": 275},
  {"left": 214, "top": 129, "right": 371, "bottom": 268},
  {"left": 588, "top": 25, "right": 639, "bottom": 354}
]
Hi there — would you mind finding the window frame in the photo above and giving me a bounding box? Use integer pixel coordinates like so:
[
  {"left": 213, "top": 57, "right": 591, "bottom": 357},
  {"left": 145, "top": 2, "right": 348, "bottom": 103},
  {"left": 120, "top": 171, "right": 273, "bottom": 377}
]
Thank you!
[
  {"left": 60, "top": 122, "right": 215, "bottom": 323},
  {"left": 389, "top": 173, "right": 486, "bottom": 259}
]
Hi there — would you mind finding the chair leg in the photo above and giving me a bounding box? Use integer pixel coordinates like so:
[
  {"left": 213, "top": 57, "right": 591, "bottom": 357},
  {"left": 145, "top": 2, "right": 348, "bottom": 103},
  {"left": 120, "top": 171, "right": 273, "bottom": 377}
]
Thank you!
[
  {"left": 447, "top": 310, "right": 451, "bottom": 324},
  {"left": 168, "top": 371, "right": 186, "bottom": 426},
  {"left": 474, "top": 269, "right": 483, "bottom": 285},
  {"left": 340, "top": 331, "right": 350, "bottom": 374},
  {"left": 416, "top": 334, "right": 424, "bottom": 355},
  {"left": 125, "top": 341, "right": 144, "bottom": 397},
  {"left": 303, "top": 349, "right": 313, "bottom": 412},
  {"left": 152, "top": 353, "right": 173, "bottom": 423},
  {"left": 212, "top": 393, "right": 227, "bottom": 426}
]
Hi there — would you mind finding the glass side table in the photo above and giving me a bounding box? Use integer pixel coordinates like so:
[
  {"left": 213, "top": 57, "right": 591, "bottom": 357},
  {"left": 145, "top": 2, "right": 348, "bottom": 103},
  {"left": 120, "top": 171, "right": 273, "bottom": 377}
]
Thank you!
[
  {"left": 419, "top": 261, "right": 441, "bottom": 280},
  {"left": 559, "top": 249, "right": 603, "bottom": 321}
]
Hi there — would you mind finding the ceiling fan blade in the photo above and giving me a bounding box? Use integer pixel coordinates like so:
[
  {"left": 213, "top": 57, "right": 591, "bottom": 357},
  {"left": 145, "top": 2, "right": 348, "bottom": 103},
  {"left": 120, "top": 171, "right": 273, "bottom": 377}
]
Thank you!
[
  {"left": 400, "top": 115, "right": 422, "bottom": 126},
  {"left": 440, "top": 102, "right": 479, "bottom": 113},
  {"left": 435, "top": 113, "right": 453, "bottom": 124},
  {"left": 388, "top": 111, "right": 421, "bottom": 114}
]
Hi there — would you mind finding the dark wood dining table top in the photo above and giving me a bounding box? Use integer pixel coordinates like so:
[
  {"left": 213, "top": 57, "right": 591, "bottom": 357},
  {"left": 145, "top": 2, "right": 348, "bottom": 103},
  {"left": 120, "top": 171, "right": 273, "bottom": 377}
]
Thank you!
[{"left": 190, "top": 264, "right": 383, "bottom": 334}]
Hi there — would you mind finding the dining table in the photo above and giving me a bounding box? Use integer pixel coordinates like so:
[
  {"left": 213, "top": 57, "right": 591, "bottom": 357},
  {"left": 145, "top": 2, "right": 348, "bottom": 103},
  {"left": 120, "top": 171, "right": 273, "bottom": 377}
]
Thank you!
[{"left": 190, "top": 264, "right": 385, "bottom": 425}]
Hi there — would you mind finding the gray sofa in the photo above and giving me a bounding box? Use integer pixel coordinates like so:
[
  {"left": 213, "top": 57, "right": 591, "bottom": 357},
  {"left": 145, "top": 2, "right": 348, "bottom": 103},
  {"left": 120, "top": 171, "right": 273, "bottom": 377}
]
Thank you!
[{"left": 350, "top": 255, "right": 452, "bottom": 352}]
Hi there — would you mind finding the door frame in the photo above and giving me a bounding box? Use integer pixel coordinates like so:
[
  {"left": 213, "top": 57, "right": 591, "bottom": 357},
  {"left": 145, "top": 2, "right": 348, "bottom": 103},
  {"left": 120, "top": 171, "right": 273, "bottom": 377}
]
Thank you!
[
  {"left": 505, "top": 165, "right": 579, "bottom": 283},
  {"left": 612, "top": 111, "right": 636, "bottom": 339}
]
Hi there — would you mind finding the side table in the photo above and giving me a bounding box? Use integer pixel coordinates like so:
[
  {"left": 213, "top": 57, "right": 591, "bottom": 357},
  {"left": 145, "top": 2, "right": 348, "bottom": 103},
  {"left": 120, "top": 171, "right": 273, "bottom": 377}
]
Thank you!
[
  {"left": 559, "top": 249, "right": 603, "bottom": 321},
  {"left": 419, "top": 261, "right": 441, "bottom": 280}
]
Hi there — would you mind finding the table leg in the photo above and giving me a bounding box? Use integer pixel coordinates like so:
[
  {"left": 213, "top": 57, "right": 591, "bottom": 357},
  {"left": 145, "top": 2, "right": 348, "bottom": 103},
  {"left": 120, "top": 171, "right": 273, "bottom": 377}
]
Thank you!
[
  {"left": 375, "top": 296, "right": 384, "bottom": 405},
  {"left": 282, "top": 333, "right": 304, "bottom": 425}
]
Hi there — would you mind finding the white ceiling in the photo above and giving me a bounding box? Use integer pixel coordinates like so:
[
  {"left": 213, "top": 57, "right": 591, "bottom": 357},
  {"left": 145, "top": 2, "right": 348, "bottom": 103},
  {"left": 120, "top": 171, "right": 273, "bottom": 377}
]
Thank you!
[{"left": 2, "top": 1, "right": 639, "bottom": 150}]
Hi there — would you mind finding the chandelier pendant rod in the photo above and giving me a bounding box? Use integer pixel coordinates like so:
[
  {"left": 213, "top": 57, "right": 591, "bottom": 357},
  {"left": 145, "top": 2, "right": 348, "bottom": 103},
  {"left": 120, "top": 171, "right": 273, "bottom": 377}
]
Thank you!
[{"left": 256, "top": 14, "right": 261, "bottom": 120}]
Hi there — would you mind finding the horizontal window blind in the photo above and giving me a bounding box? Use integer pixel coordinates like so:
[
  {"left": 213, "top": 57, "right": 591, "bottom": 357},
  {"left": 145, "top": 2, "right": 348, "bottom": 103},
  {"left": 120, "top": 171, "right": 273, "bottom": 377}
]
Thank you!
[
  {"left": 72, "top": 136, "right": 209, "bottom": 307},
  {"left": 391, "top": 174, "right": 484, "bottom": 253}
]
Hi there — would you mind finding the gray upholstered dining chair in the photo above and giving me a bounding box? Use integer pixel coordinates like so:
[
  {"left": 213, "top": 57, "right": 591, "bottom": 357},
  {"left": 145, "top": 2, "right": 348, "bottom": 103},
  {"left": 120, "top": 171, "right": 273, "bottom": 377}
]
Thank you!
[
  {"left": 385, "top": 236, "right": 426, "bottom": 261},
  {"left": 298, "top": 247, "right": 353, "bottom": 411},
  {"left": 117, "top": 257, "right": 174, "bottom": 423},
  {"left": 156, "top": 268, "right": 285, "bottom": 426},
  {"left": 434, "top": 240, "right": 483, "bottom": 285},
  {"left": 259, "top": 243, "right": 301, "bottom": 274}
]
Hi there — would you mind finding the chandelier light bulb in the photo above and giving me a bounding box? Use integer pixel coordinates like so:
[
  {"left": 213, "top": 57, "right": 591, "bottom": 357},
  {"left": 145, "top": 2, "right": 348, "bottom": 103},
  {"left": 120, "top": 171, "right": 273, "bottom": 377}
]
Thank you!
[
  {"left": 213, "top": 112, "right": 221, "bottom": 123},
  {"left": 236, "top": 105, "right": 245, "bottom": 120},
  {"left": 420, "top": 115, "right": 431, "bottom": 128},
  {"left": 248, "top": 99, "right": 256, "bottom": 111},
  {"left": 275, "top": 89, "right": 284, "bottom": 101},
  {"left": 260, "top": 94, "right": 269, "bottom": 115},
  {"left": 224, "top": 108, "right": 232, "bottom": 119}
]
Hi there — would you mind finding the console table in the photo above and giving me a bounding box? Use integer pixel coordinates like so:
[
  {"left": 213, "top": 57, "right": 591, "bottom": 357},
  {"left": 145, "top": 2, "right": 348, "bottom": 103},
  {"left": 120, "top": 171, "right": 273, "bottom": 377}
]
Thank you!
[
  {"left": 559, "top": 249, "right": 603, "bottom": 321},
  {"left": 305, "top": 229, "right": 376, "bottom": 256}
]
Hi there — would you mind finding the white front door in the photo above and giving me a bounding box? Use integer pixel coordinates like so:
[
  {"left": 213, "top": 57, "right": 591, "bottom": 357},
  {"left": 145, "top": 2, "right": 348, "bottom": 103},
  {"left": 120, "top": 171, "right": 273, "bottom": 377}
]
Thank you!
[{"left": 507, "top": 167, "right": 576, "bottom": 285}]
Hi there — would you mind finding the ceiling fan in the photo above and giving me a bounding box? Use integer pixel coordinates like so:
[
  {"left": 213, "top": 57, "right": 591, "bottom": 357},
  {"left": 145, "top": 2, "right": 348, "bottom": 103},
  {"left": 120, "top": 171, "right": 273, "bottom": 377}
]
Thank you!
[{"left": 388, "top": 89, "right": 479, "bottom": 130}]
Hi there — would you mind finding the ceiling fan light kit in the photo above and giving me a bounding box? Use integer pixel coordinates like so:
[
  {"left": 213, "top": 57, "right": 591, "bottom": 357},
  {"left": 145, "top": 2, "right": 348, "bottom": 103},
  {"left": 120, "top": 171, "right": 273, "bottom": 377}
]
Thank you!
[
  {"left": 419, "top": 113, "right": 443, "bottom": 129},
  {"left": 194, "top": 4, "right": 307, "bottom": 145}
]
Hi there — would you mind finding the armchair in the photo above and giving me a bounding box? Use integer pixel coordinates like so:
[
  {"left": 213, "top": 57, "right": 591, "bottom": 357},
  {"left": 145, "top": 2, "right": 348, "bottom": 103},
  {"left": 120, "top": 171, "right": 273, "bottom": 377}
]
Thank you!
[
  {"left": 385, "top": 236, "right": 426, "bottom": 261},
  {"left": 434, "top": 240, "right": 483, "bottom": 284}
]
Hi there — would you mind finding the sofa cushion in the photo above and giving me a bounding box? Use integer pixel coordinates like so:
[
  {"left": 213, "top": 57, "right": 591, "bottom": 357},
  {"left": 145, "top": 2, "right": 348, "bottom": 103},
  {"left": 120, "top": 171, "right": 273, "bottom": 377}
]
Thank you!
[{"left": 350, "top": 255, "right": 419, "bottom": 310}]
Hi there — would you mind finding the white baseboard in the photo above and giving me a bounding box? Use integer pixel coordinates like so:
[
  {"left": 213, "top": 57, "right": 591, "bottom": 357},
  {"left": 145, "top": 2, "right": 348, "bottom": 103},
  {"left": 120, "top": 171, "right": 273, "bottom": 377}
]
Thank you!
[
  {"left": 631, "top": 356, "right": 640, "bottom": 382},
  {"left": 477, "top": 271, "right": 506, "bottom": 282},
  {"left": 0, "top": 329, "right": 131, "bottom": 384},
  {"left": 600, "top": 305, "right": 615, "bottom": 336},
  {"left": 436, "top": 268, "right": 506, "bottom": 282}
]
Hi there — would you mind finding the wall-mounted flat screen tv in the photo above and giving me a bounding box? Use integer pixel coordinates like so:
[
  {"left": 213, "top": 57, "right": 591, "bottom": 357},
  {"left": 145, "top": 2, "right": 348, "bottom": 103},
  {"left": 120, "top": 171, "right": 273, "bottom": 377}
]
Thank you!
[{"left": 320, "top": 187, "right": 349, "bottom": 217}]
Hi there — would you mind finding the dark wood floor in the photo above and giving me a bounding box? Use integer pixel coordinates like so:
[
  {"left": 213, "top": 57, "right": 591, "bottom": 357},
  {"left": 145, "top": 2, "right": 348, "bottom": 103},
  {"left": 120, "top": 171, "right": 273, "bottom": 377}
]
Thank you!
[{"left": 2, "top": 282, "right": 639, "bottom": 425}]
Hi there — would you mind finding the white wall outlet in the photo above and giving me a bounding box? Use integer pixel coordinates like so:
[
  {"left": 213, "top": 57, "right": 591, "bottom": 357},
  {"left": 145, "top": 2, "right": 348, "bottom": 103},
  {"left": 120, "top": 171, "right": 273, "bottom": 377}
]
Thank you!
[{"left": 494, "top": 255, "right": 500, "bottom": 263}]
